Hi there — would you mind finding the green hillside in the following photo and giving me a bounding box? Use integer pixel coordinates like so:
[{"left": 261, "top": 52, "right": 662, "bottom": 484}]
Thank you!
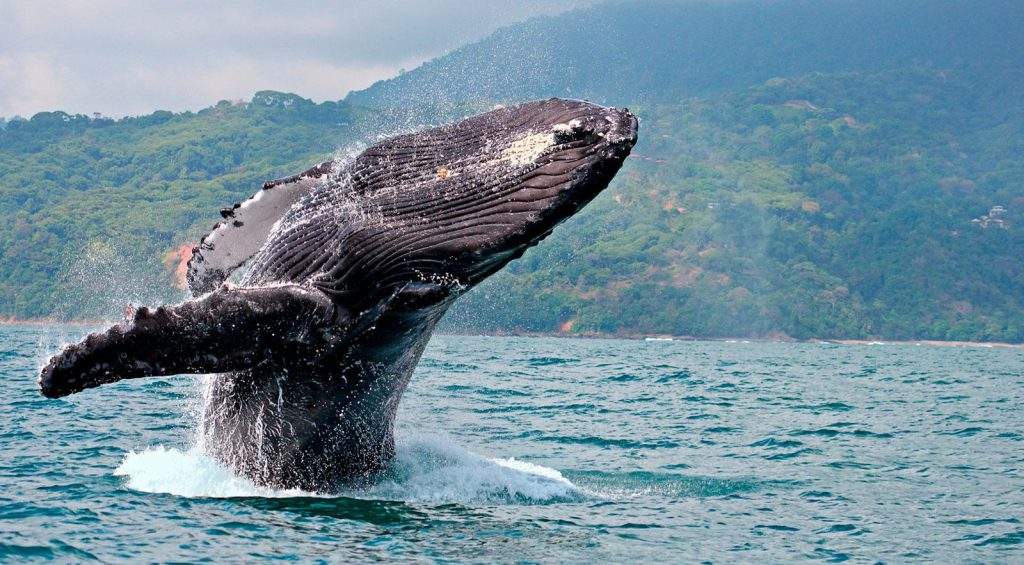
[
  {"left": 1, "top": 1, "right": 1022, "bottom": 341},
  {"left": 449, "top": 65, "right": 1024, "bottom": 341},
  {"left": 0, "top": 94, "right": 372, "bottom": 316}
]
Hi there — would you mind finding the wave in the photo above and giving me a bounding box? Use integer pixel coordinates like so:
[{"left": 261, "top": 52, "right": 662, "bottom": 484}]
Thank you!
[{"left": 114, "top": 434, "right": 582, "bottom": 505}]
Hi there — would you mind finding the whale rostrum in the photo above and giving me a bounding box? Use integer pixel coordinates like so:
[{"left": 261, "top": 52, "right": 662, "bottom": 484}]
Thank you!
[{"left": 39, "top": 99, "right": 638, "bottom": 491}]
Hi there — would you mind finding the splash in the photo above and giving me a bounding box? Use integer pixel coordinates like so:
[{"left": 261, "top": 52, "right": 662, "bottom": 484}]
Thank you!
[
  {"left": 114, "top": 434, "right": 582, "bottom": 504},
  {"left": 364, "top": 434, "right": 582, "bottom": 504},
  {"left": 58, "top": 239, "right": 185, "bottom": 321},
  {"left": 115, "top": 445, "right": 308, "bottom": 498},
  {"left": 162, "top": 244, "right": 194, "bottom": 289}
]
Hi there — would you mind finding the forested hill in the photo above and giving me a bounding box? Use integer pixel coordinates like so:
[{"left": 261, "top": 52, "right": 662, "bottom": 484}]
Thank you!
[
  {"left": 347, "top": 0, "right": 1024, "bottom": 109},
  {"left": 2, "top": 1, "right": 1023, "bottom": 342},
  {"left": 448, "top": 64, "right": 1024, "bottom": 341},
  {"left": 0, "top": 94, "right": 377, "bottom": 317}
]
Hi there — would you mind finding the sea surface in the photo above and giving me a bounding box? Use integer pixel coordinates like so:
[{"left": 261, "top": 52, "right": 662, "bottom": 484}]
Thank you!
[{"left": 1, "top": 325, "right": 1022, "bottom": 562}]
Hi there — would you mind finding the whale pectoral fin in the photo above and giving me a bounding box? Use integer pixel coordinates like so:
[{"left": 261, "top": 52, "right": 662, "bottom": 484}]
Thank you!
[
  {"left": 39, "top": 284, "right": 345, "bottom": 398},
  {"left": 186, "top": 161, "right": 333, "bottom": 295}
]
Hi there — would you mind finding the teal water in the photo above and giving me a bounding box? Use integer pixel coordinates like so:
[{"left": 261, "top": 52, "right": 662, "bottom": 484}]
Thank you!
[{"left": 1, "top": 325, "right": 1022, "bottom": 562}]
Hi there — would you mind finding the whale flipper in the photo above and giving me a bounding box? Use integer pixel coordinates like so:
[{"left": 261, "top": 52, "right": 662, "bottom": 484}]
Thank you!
[
  {"left": 39, "top": 284, "right": 343, "bottom": 398},
  {"left": 186, "top": 162, "right": 333, "bottom": 295}
]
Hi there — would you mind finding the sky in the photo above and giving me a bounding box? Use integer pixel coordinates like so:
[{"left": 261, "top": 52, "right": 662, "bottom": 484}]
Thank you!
[{"left": 0, "top": 1, "right": 587, "bottom": 118}]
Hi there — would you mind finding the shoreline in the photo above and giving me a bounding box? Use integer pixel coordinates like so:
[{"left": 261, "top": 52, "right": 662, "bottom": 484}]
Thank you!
[
  {"left": 2, "top": 319, "right": 1019, "bottom": 349},
  {"left": 825, "top": 338, "right": 1021, "bottom": 349},
  {"left": 459, "top": 330, "right": 1023, "bottom": 349}
]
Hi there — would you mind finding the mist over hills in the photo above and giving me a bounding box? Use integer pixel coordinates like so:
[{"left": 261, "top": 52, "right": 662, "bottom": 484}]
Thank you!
[
  {"left": 347, "top": 0, "right": 1024, "bottom": 108},
  {"left": 2, "top": 0, "right": 1023, "bottom": 341}
]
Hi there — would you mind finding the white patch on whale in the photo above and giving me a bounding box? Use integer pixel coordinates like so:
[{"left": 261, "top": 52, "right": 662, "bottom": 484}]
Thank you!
[
  {"left": 501, "top": 131, "right": 556, "bottom": 166},
  {"left": 552, "top": 118, "right": 581, "bottom": 136}
]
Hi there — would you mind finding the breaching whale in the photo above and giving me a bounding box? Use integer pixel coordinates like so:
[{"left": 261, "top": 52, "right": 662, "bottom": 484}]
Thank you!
[{"left": 39, "top": 98, "right": 638, "bottom": 491}]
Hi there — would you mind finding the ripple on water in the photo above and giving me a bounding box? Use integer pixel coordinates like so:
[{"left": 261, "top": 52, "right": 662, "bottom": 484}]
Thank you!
[
  {"left": 789, "top": 428, "right": 894, "bottom": 439},
  {"left": 947, "top": 518, "right": 1021, "bottom": 526},
  {"left": 766, "top": 448, "right": 824, "bottom": 461},
  {"left": 796, "top": 402, "right": 855, "bottom": 413},
  {"left": 755, "top": 524, "right": 800, "bottom": 532},
  {"left": 655, "top": 369, "right": 693, "bottom": 383},
  {"left": 0, "top": 540, "right": 96, "bottom": 561},
  {"left": 975, "top": 531, "right": 1024, "bottom": 547},
  {"left": 607, "top": 373, "right": 641, "bottom": 382},
  {"left": 418, "top": 359, "right": 479, "bottom": 372},
  {"left": 526, "top": 356, "right": 579, "bottom": 366},
  {"left": 440, "top": 384, "right": 529, "bottom": 397},
  {"left": 943, "top": 427, "right": 987, "bottom": 437},
  {"left": 510, "top": 431, "right": 681, "bottom": 450},
  {"left": 750, "top": 437, "right": 804, "bottom": 449},
  {"left": 566, "top": 470, "right": 795, "bottom": 499}
]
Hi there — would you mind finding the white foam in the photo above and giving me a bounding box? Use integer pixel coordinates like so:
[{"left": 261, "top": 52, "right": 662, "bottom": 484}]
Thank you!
[
  {"left": 363, "top": 434, "right": 580, "bottom": 504},
  {"left": 115, "top": 445, "right": 311, "bottom": 498},
  {"left": 113, "top": 434, "right": 581, "bottom": 504}
]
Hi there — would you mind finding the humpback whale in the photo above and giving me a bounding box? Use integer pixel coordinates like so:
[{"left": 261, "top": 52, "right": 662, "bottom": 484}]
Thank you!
[{"left": 38, "top": 98, "right": 638, "bottom": 491}]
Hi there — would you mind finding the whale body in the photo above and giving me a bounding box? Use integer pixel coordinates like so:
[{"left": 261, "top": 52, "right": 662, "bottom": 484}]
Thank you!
[{"left": 39, "top": 99, "right": 638, "bottom": 491}]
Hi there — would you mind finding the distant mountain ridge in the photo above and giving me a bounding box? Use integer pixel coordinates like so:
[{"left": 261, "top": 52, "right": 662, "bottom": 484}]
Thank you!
[{"left": 346, "top": 0, "right": 1024, "bottom": 109}]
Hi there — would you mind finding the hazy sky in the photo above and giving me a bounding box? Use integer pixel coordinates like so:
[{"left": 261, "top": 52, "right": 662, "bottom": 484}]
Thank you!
[{"left": 0, "top": 1, "right": 586, "bottom": 118}]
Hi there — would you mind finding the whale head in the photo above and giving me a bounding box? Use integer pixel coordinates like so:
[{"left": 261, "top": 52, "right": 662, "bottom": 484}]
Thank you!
[{"left": 309, "top": 98, "right": 638, "bottom": 308}]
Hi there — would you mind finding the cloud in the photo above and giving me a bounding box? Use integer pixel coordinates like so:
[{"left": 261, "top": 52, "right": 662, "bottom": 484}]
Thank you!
[
  {"left": 0, "top": 53, "right": 80, "bottom": 117},
  {"left": 0, "top": 0, "right": 587, "bottom": 117}
]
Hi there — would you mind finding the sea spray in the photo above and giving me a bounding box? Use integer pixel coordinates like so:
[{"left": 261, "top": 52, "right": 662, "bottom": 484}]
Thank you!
[{"left": 114, "top": 434, "right": 583, "bottom": 504}]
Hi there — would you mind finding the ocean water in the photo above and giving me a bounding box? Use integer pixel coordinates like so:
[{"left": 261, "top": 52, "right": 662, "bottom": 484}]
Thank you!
[{"left": 1, "top": 325, "right": 1022, "bottom": 562}]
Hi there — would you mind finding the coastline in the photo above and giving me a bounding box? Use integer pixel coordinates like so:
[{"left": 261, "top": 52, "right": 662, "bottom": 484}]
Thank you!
[
  {"left": 472, "top": 330, "right": 1023, "bottom": 349},
  {"left": 825, "top": 338, "right": 1022, "bottom": 349},
  {"left": 3, "top": 318, "right": 1019, "bottom": 349}
]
